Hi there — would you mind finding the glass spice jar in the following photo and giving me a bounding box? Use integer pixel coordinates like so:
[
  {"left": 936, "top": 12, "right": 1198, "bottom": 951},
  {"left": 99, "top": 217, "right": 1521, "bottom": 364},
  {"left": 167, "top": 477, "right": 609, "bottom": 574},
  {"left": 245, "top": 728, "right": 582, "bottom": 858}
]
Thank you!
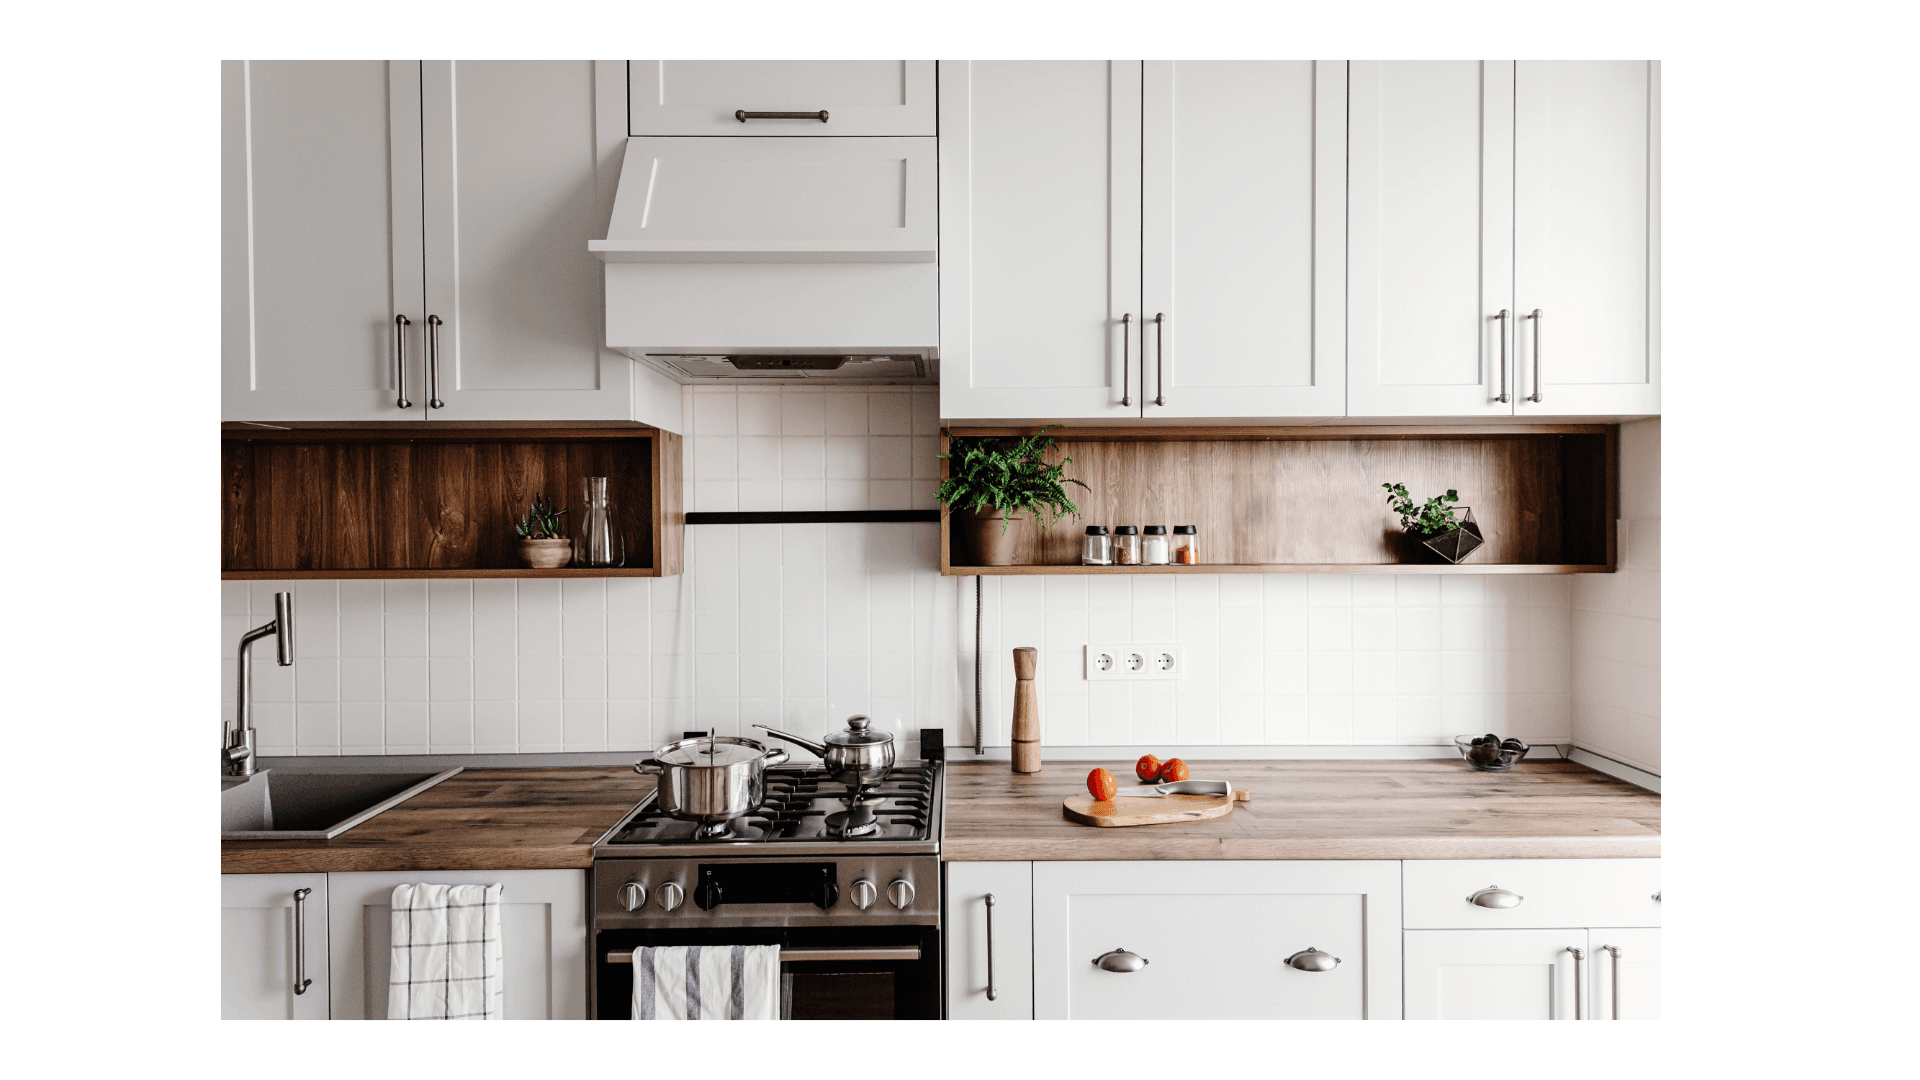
[
  {"left": 1112, "top": 525, "right": 1141, "bottom": 566},
  {"left": 1081, "top": 525, "right": 1112, "bottom": 566},
  {"left": 1141, "top": 525, "right": 1170, "bottom": 565},
  {"left": 1172, "top": 525, "right": 1198, "bottom": 565}
]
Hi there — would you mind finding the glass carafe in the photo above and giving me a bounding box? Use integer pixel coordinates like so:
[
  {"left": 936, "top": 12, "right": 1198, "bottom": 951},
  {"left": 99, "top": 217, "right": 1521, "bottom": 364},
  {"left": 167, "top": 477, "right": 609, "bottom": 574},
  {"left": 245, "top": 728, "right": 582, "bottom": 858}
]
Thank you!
[{"left": 573, "top": 477, "right": 624, "bottom": 567}]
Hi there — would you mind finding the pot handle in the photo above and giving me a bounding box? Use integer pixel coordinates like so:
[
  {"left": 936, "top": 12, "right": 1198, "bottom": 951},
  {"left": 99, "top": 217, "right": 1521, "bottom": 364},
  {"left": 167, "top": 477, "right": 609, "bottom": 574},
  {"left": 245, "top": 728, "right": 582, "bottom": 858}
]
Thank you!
[
  {"left": 752, "top": 723, "right": 826, "bottom": 757},
  {"left": 761, "top": 748, "right": 790, "bottom": 767},
  {"left": 633, "top": 758, "right": 664, "bottom": 775}
]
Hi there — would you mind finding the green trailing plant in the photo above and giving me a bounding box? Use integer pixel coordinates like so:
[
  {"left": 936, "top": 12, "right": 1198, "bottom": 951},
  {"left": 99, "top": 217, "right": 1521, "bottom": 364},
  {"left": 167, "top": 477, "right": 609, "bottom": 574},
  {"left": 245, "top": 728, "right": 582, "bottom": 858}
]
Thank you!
[
  {"left": 1382, "top": 483, "right": 1464, "bottom": 536},
  {"left": 938, "top": 427, "right": 1090, "bottom": 536},
  {"left": 514, "top": 494, "right": 568, "bottom": 540}
]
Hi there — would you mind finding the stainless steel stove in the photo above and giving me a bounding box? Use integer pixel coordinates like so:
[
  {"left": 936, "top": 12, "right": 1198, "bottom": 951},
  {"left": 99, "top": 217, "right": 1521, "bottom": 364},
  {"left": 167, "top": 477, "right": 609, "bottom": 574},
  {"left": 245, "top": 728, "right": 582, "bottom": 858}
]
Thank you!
[{"left": 589, "top": 759, "right": 945, "bottom": 1019}]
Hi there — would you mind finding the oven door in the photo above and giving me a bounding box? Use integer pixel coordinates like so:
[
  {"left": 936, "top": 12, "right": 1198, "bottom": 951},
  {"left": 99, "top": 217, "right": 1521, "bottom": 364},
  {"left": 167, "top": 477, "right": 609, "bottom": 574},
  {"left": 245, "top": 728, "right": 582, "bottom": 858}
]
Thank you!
[{"left": 595, "top": 924, "right": 940, "bottom": 1020}]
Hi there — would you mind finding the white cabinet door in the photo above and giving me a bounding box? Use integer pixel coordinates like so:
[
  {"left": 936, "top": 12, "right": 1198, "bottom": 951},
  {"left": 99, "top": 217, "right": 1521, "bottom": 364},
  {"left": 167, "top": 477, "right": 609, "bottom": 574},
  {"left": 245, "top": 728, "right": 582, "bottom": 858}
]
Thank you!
[
  {"left": 1033, "top": 861, "right": 1400, "bottom": 1020},
  {"left": 326, "top": 869, "right": 588, "bottom": 1020},
  {"left": 629, "top": 61, "right": 936, "bottom": 136},
  {"left": 1404, "top": 929, "right": 1587, "bottom": 1021},
  {"left": 1514, "top": 61, "right": 1660, "bottom": 416},
  {"left": 418, "top": 60, "right": 639, "bottom": 421},
  {"left": 1589, "top": 927, "right": 1660, "bottom": 1020},
  {"left": 944, "top": 862, "right": 1033, "bottom": 1019},
  {"left": 1140, "top": 61, "right": 1346, "bottom": 419},
  {"left": 222, "top": 60, "right": 425, "bottom": 421},
  {"left": 939, "top": 61, "right": 1143, "bottom": 421},
  {"left": 222, "top": 873, "right": 330, "bottom": 1020},
  {"left": 1348, "top": 61, "right": 1517, "bottom": 417}
]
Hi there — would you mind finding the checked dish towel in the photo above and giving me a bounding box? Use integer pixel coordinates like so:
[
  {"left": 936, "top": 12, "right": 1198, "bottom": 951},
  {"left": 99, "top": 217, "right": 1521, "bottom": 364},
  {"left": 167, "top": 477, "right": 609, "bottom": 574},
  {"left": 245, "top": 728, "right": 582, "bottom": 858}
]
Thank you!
[{"left": 388, "top": 882, "right": 505, "bottom": 1020}]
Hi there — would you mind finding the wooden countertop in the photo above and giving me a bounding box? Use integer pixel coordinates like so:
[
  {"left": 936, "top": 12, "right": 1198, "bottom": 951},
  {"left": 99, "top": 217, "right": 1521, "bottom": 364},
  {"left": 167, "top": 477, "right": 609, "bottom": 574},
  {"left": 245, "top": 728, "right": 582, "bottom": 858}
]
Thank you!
[
  {"left": 939, "top": 759, "right": 1660, "bottom": 861},
  {"left": 220, "top": 767, "right": 653, "bottom": 874}
]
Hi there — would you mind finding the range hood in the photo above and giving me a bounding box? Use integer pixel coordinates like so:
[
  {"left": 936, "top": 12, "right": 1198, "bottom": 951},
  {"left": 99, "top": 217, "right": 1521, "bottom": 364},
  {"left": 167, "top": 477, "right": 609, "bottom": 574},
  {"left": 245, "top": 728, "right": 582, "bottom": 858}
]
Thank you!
[{"left": 591, "top": 137, "right": 939, "bottom": 384}]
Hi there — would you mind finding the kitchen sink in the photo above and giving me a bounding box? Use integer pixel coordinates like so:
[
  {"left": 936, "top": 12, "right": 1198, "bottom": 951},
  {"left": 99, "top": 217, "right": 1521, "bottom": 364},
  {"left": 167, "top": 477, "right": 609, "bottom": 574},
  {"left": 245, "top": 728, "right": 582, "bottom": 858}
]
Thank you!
[{"left": 221, "top": 766, "right": 462, "bottom": 840}]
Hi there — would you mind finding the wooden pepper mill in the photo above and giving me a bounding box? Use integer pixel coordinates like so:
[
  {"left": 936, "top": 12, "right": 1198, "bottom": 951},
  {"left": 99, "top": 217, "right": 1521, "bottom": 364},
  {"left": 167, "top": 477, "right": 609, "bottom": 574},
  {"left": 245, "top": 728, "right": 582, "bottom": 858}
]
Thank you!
[{"left": 1011, "top": 646, "right": 1041, "bottom": 773}]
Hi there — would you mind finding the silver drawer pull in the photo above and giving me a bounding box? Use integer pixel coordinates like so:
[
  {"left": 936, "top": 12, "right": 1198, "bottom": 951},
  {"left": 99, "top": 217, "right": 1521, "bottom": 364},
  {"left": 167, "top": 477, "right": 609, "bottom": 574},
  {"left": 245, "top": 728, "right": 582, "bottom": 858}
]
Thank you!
[
  {"left": 605, "top": 946, "right": 918, "bottom": 964},
  {"left": 1093, "top": 947, "right": 1148, "bottom": 973},
  {"left": 984, "top": 893, "right": 998, "bottom": 1002},
  {"left": 736, "top": 110, "right": 828, "bottom": 122},
  {"left": 292, "top": 887, "right": 314, "bottom": 996},
  {"left": 1284, "top": 947, "right": 1340, "bottom": 972},
  {"left": 1467, "top": 886, "right": 1524, "bottom": 909}
]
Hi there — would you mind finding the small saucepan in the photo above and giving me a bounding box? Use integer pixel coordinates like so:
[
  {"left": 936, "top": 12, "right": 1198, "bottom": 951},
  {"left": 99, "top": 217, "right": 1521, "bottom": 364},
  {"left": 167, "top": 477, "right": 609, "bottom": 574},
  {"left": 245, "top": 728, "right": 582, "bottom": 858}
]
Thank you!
[
  {"left": 753, "top": 715, "right": 894, "bottom": 789},
  {"left": 634, "top": 735, "right": 789, "bottom": 823}
]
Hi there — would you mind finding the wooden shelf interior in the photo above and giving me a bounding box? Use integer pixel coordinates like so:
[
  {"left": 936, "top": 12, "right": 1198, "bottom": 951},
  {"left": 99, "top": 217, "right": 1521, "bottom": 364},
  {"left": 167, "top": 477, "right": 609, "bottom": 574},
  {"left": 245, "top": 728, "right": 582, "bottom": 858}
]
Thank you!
[
  {"left": 939, "top": 426, "right": 1616, "bottom": 574},
  {"left": 221, "top": 424, "right": 682, "bottom": 578}
]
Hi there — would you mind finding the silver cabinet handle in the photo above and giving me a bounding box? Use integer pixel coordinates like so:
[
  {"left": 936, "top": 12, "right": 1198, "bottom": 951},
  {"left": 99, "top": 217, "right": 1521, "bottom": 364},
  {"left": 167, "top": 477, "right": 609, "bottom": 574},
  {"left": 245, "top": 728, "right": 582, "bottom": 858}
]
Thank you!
[
  {"left": 984, "top": 893, "right": 998, "bottom": 1002},
  {"left": 292, "top": 887, "right": 314, "bottom": 996},
  {"left": 1284, "top": 947, "right": 1340, "bottom": 972},
  {"left": 1566, "top": 946, "right": 1584, "bottom": 1020},
  {"left": 1152, "top": 312, "right": 1167, "bottom": 407},
  {"left": 1119, "top": 313, "right": 1134, "bottom": 407},
  {"left": 426, "top": 314, "right": 445, "bottom": 409},
  {"left": 1525, "top": 308, "right": 1543, "bottom": 402},
  {"left": 1494, "top": 309, "right": 1511, "bottom": 403},
  {"left": 1467, "top": 885, "right": 1525, "bottom": 909},
  {"left": 1093, "top": 947, "right": 1148, "bottom": 973},
  {"left": 1653, "top": 891, "right": 1661, "bottom": 902},
  {"left": 736, "top": 110, "right": 828, "bottom": 122},
  {"left": 393, "top": 315, "right": 413, "bottom": 409},
  {"left": 1600, "top": 944, "right": 1622, "bottom": 1020},
  {"left": 619, "top": 882, "right": 647, "bottom": 912}
]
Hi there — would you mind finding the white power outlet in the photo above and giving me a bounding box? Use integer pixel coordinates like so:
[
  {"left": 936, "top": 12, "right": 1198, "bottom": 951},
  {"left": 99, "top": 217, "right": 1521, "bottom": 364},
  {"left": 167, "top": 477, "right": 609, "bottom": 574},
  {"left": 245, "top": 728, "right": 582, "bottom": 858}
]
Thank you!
[{"left": 1086, "top": 643, "right": 1184, "bottom": 680}]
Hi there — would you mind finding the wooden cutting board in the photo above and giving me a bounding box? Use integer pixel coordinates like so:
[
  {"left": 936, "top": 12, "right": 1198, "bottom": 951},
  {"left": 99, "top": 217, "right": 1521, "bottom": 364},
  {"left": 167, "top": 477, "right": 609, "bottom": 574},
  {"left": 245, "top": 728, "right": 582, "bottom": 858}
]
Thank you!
[{"left": 1063, "top": 790, "right": 1251, "bottom": 828}]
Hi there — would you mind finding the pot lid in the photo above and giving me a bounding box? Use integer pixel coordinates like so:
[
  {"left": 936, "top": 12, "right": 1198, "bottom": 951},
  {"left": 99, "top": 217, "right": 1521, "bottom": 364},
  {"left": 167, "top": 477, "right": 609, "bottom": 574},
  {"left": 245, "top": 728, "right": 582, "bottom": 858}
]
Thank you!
[
  {"left": 655, "top": 737, "right": 769, "bottom": 768},
  {"left": 824, "top": 715, "right": 892, "bottom": 748}
]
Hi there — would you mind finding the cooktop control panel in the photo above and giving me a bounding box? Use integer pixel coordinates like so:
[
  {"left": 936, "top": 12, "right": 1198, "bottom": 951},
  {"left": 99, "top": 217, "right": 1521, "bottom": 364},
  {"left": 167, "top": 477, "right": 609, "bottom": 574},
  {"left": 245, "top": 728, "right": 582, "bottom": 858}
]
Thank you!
[{"left": 594, "top": 855, "right": 938, "bottom": 929}]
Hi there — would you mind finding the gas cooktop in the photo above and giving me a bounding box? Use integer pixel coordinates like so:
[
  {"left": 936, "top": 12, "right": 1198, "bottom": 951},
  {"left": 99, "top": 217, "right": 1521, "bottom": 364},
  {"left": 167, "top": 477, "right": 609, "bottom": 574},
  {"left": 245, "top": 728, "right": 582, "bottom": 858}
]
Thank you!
[{"left": 593, "top": 761, "right": 942, "bottom": 857}]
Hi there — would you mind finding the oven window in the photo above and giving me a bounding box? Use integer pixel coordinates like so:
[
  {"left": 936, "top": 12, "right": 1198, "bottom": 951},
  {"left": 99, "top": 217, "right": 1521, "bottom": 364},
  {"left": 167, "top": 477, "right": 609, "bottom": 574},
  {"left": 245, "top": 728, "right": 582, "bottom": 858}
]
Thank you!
[{"left": 783, "top": 971, "right": 897, "bottom": 1020}]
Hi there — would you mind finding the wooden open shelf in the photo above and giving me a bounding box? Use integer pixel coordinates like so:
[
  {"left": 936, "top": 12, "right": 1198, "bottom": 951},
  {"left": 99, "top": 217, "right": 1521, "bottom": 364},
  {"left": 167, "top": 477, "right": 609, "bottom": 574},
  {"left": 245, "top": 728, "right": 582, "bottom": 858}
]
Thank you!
[
  {"left": 221, "top": 422, "right": 683, "bottom": 579},
  {"left": 938, "top": 424, "right": 1616, "bottom": 576}
]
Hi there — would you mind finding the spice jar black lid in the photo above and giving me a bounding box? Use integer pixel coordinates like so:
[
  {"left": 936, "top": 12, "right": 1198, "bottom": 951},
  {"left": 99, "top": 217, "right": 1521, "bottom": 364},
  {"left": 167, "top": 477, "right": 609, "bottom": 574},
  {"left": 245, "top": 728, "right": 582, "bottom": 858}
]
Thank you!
[
  {"left": 1143, "top": 525, "right": 1167, "bottom": 534},
  {"left": 1173, "top": 525, "right": 1196, "bottom": 534},
  {"left": 1084, "top": 525, "right": 1109, "bottom": 535},
  {"left": 1113, "top": 525, "right": 1138, "bottom": 535}
]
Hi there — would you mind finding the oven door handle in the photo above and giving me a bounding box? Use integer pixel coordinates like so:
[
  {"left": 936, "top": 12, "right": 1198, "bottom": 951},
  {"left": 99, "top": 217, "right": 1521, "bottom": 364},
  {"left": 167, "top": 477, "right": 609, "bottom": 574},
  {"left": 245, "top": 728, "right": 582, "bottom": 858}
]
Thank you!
[{"left": 606, "top": 946, "right": 921, "bottom": 964}]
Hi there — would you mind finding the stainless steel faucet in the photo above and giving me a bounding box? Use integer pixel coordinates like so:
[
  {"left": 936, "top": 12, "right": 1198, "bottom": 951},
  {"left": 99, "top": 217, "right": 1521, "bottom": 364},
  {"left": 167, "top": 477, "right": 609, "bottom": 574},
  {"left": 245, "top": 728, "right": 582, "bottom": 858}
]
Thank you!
[{"left": 226, "top": 592, "right": 294, "bottom": 777}]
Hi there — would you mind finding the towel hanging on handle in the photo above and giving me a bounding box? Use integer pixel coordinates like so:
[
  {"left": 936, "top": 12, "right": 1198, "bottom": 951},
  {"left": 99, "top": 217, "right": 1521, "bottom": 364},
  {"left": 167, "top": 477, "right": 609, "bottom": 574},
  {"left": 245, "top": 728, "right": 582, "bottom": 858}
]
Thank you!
[
  {"left": 631, "top": 945, "right": 781, "bottom": 1020},
  {"left": 388, "top": 883, "right": 504, "bottom": 1020}
]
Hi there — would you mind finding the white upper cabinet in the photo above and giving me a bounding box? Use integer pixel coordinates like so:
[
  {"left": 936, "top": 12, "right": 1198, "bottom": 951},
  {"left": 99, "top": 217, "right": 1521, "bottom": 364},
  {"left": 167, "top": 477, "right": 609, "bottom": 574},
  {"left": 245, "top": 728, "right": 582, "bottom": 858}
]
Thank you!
[
  {"left": 939, "top": 61, "right": 1142, "bottom": 420},
  {"left": 1514, "top": 61, "right": 1660, "bottom": 416},
  {"left": 1350, "top": 60, "right": 1659, "bottom": 418},
  {"left": 1140, "top": 61, "right": 1347, "bottom": 419},
  {"left": 1348, "top": 61, "right": 1517, "bottom": 417},
  {"left": 222, "top": 61, "right": 424, "bottom": 421},
  {"left": 628, "top": 61, "right": 936, "bottom": 136}
]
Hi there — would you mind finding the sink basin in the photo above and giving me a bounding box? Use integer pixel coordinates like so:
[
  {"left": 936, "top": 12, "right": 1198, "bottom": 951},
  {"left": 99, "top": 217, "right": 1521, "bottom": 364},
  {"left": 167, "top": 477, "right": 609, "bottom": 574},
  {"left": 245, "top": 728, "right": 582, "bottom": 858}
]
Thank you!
[{"left": 221, "top": 766, "right": 462, "bottom": 840}]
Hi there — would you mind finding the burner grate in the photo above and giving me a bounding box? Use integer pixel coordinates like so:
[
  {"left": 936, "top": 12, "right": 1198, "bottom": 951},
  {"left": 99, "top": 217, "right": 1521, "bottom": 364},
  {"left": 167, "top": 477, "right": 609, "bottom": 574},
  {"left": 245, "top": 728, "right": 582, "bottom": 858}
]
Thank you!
[{"left": 604, "top": 762, "right": 938, "bottom": 847}]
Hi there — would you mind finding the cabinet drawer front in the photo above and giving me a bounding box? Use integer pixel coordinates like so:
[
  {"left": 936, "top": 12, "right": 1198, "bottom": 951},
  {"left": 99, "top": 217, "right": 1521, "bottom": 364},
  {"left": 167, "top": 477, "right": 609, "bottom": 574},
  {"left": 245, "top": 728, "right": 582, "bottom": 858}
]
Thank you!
[
  {"left": 629, "top": 61, "right": 936, "bottom": 137},
  {"left": 1033, "top": 861, "right": 1399, "bottom": 1020},
  {"left": 1403, "top": 859, "right": 1660, "bottom": 929}
]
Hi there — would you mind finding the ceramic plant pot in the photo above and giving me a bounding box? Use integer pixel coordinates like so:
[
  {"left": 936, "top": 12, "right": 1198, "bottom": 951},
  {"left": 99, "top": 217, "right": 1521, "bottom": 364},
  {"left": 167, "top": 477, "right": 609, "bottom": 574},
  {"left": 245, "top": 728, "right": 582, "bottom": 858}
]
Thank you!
[
  {"left": 955, "top": 507, "right": 1024, "bottom": 566},
  {"left": 518, "top": 537, "right": 573, "bottom": 569}
]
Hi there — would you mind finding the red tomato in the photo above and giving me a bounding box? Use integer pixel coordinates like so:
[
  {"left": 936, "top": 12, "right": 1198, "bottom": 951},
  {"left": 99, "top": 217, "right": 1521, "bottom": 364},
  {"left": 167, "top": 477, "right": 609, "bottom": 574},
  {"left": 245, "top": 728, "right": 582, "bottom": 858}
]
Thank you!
[
  {"left": 1158, "top": 758, "right": 1190, "bottom": 783},
  {"left": 1135, "top": 754, "right": 1164, "bottom": 782},
  {"left": 1086, "top": 768, "right": 1118, "bottom": 801}
]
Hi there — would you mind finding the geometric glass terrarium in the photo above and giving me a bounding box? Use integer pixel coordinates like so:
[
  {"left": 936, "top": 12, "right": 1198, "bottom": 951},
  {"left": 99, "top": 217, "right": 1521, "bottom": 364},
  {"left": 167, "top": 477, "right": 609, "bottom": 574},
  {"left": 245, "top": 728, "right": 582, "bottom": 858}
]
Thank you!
[{"left": 1420, "top": 507, "right": 1485, "bottom": 564}]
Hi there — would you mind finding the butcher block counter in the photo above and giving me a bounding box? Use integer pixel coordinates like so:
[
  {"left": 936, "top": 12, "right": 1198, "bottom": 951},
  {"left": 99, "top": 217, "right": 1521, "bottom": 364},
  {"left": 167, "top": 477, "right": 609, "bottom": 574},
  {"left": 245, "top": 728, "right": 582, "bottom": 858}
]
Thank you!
[
  {"left": 220, "top": 767, "right": 654, "bottom": 874},
  {"left": 939, "top": 759, "right": 1659, "bottom": 861}
]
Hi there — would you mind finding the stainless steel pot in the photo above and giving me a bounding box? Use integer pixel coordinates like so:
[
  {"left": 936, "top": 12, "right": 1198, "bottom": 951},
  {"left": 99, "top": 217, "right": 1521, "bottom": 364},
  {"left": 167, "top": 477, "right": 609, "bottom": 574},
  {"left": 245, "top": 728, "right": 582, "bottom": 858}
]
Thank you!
[
  {"left": 752, "top": 715, "right": 895, "bottom": 788},
  {"left": 634, "top": 736, "right": 789, "bottom": 823}
]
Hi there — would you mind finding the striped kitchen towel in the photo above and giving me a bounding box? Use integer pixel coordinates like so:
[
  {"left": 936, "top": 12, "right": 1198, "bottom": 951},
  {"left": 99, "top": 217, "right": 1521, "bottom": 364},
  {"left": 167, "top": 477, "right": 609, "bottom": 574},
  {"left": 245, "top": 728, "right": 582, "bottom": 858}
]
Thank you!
[
  {"left": 631, "top": 945, "right": 780, "bottom": 1020},
  {"left": 388, "top": 883, "right": 505, "bottom": 1020}
]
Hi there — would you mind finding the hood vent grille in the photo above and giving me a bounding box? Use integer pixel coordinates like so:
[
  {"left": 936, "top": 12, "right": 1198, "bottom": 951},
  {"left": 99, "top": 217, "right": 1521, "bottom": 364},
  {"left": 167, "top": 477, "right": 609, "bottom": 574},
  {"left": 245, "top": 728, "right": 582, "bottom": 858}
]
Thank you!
[{"left": 642, "top": 354, "right": 931, "bottom": 382}]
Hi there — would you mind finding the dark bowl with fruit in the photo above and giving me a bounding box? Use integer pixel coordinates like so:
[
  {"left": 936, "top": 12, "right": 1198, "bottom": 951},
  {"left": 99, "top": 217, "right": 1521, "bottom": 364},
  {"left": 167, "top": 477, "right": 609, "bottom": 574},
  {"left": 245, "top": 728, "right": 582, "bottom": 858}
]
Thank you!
[{"left": 1454, "top": 734, "right": 1530, "bottom": 772}]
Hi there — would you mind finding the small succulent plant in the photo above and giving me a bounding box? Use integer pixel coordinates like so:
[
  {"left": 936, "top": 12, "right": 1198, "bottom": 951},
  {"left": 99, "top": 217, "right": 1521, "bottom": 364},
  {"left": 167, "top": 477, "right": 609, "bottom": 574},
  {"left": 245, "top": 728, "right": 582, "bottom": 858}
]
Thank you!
[{"left": 514, "top": 495, "right": 568, "bottom": 540}]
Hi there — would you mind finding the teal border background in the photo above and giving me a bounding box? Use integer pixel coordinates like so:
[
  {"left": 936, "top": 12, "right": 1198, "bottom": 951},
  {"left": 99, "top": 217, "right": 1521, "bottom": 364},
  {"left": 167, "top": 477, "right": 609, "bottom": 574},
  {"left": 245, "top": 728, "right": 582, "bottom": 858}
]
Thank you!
[{"left": 7, "top": 0, "right": 1912, "bottom": 1068}]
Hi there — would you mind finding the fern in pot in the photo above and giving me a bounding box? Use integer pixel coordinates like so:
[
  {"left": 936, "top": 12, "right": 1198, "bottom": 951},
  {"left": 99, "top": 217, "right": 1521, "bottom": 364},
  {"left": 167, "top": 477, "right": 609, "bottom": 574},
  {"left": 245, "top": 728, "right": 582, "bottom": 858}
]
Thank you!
[{"left": 938, "top": 428, "right": 1089, "bottom": 566}]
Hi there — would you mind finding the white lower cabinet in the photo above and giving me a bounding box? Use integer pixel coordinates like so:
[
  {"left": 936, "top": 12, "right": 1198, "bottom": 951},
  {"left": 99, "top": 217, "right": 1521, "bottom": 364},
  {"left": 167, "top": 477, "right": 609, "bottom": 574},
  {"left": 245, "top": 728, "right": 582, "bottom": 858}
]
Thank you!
[
  {"left": 327, "top": 869, "right": 588, "bottom": 1020},
  {"left": 1031, "top": 861, "right": 1401, "bottom": 1020},
  {"left": 1590, "top": 927, "right": 1661, "bottom": 1021},
  {"left": 1404, "top": 929, "right": 1586, "bottom": 1020},
  {"left": 222, "top": 873, "right": 331, "bottom": 1019},
  {"left": 944, "top": 862, "right": 1034, "bottom": 1019}
]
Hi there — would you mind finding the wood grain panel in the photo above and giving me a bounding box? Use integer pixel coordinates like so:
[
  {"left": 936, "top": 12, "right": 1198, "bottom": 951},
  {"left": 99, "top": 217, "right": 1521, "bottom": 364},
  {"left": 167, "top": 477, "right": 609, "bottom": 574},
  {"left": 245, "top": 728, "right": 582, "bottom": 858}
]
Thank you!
[{"left": 939, "top": 426, "right": 1615, "bottom": 573}]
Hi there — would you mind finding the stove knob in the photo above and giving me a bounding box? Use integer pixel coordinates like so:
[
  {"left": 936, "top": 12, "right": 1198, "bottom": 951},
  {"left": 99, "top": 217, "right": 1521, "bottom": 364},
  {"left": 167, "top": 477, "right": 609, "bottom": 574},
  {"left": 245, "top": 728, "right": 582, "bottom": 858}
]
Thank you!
[
  {"left": 619, "top": 882, "right": 647, "bottom": 912},
  {"left": 850, "top": 879, "right": 877, "bottom": 910},
  {"left": 694, "top": 880, "right": 724, "bottom": 911},
  {"left": 887, "top": 878, "right": 915, "bottom": 910},
  {"left": 815, "top": 880, "right": 840, "bottom": 910},
  {"left": 655, "top": 882, "right": 684, "bottom": 912}
]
